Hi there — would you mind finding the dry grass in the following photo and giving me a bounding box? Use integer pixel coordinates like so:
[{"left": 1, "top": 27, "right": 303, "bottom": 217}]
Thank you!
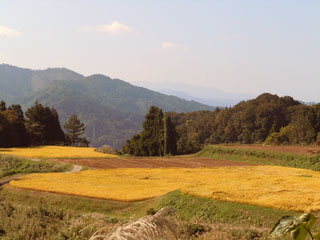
[
  {"left": 90, "top": 207, "right": 182, "bottom": 240},
  {"left": 0, "top": 146, "right": 118, "bottom": 159},
  {"left": 10, "top": 166, "right": 320, "bottom": 212}
]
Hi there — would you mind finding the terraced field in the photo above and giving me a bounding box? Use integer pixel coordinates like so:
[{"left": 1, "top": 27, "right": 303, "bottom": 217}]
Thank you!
[
  {"left": 10, "top": 165, "right": 320, "bottom": 212},
  {"left": 5, "top": 144, "right": 320, "bottom": 239}
]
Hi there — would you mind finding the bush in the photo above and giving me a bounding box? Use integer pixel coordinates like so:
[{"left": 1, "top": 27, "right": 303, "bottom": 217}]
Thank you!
[
  {"left": 264, "top": 132, "right": 283, "bottom": 145},
  {"left": 264, "top": 126, "right": 289, "bottom": 145},
  {"left": 95, "top": 145, "right": 117, "bottom": 154}
]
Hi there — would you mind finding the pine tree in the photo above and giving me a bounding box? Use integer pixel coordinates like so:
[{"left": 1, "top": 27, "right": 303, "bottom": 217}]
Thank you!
[
  {"left": 122, "top": 106, "right": 177, "bottom": 156},
  {"left": 64, "top": 114, "right": 86, "bottom": 146},
  {"left": 163, "top": 114, "right": 177, "bottom": 155},
  {"left": 25, "top": 101, "right": 65, "bottom": 145},
  {"left": 141, "top": 106, "right": 164, "bottom": 156}
]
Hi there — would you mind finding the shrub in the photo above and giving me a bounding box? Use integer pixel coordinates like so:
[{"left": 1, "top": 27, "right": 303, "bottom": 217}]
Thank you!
[{"left": 95, "top": 145, "right": 117, "bottom": 154}]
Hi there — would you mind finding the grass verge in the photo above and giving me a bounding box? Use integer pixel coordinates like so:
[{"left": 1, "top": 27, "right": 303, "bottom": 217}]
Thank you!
[
  {"left": 0, "top": 155, "right": 72, "bottom": 179},
  {"left": 197, "top": 145, "right": 320, "bottom": 170}
]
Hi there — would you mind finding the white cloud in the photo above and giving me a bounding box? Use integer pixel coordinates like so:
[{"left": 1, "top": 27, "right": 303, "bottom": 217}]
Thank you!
[
  {"left": 161, "top": 41, "right": 177, "bottom": 49},
  {"left": 0, "top": 25, "right": 21, "bottom": 37},
  {"left": 79, "top": 21, "right": 133, "bottom": 36}
]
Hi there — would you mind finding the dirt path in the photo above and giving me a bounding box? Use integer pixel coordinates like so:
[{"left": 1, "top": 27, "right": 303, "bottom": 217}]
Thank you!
[
  {"left": 66, "top": 164, "right": 82, "bottom": 173},
  {"left": 0, "top": 174, "right": 28, "bottom": 186}
]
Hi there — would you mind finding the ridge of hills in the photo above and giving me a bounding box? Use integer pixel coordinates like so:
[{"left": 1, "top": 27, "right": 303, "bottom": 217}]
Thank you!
[{"left": 0, "top": 64, "right": 214, "bottom": 148}]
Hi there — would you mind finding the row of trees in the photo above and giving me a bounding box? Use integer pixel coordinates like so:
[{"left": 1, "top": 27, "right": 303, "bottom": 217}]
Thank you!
[
  {"left": 167, "top": 93, "right": 320, "bottom": 154},
  {"left": 0, "top": 100, "right": 87, "bottom": 147},
  {"left": 123, "top": 94, "right": 320, "bottom": 156},
  {"left": 122, "top": 106, "right": 177, "bottom": 156}
]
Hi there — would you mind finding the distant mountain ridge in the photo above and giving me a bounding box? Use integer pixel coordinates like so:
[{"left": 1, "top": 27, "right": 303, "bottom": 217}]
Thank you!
[
  {"left": 0, "top": 64, "right": 214, "bottom": 148},
  {"left": 0, "top": 64, "right": 85, "bottom": 102},
  {"left": 134, "top": 81, "right": 254, "bottom": 107}
]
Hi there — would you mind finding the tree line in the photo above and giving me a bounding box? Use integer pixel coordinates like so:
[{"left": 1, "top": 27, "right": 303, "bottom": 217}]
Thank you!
[
  {"left": 0, "top": 100, "right": 88, "bottom": 147},
  {"left": 123, "top": 93, "right": 320, "bottom": 156}
]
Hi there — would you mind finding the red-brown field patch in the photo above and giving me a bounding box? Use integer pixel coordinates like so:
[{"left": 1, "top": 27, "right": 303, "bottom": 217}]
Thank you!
[
  {"left": 49, "top": 157, "right": 252, "bottom": 169},
  {"left": 221, "top": 144, "right": 320, "bottom": 155}
]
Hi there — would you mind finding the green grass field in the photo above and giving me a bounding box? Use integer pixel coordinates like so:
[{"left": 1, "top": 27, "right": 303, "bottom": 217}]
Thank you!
[
  {"left": 0, "top": 155, "right": 72, "bottom": 179},
  {"left": 198, "top": 145, "right": 320, "bottom": 170}
]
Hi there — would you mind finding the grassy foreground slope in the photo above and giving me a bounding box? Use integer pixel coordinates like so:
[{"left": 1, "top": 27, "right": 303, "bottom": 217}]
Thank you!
[
  {"left": 0, "top": 186, "right": 309, "bottom": 240},
  {"left": 198, "top": 145, "right": 320, "bottom": 170}
]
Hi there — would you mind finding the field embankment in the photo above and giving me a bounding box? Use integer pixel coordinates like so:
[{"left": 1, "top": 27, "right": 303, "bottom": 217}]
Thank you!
[
  {"left": 10, "top": 165, "right": 320, "bottom": 212},
  {"left": 0, "top": 146, "right": 118, "bottom": 159},
  {"left": 198, "top": 145, "right": 320, "bottom": 170},
  {"left": 222, "top": 144, "right": 320, "bottom": 155}
]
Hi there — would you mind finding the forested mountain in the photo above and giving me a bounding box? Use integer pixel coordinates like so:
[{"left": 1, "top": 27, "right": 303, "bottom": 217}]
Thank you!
[
  {"left": 167, "top": 93, "right": 320, "bottom": 154},
  {"left": 0, "top": 64, "right": 214, "bottom": 148}
]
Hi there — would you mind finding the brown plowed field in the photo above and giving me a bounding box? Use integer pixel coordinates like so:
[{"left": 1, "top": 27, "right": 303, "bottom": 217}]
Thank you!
[
  {"left": 222, "top": 145, "right": 320, "bottom": 155},
  {"left": 49, "top": 157, "right": 252, "bottom": 169}
]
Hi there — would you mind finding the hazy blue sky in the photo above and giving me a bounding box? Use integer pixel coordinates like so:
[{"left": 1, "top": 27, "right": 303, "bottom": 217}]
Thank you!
[{"left": 1, "top": 0, "right": 319, "bottom": 101}]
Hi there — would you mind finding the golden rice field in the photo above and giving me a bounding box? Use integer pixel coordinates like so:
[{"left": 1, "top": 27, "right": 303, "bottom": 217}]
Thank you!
[
  {"left": 0, "top": 146, "right": 118, "bottom": 159},
  {"left": 10, "top": 166, "right": 320, "bottom": 212}
]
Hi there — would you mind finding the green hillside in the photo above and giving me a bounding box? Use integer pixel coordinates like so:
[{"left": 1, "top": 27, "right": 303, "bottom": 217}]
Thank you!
[{"left": 0, "top": 64, "right": 214, "bottom": 148}]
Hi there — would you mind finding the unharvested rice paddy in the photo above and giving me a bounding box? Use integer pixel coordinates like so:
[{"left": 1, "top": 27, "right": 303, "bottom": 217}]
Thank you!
[
  {"left": 10, "top": 165, "right": 320, "bottom": 212},
  {"left": 0, "top": 146, "right": 118, "bottom": 159}
]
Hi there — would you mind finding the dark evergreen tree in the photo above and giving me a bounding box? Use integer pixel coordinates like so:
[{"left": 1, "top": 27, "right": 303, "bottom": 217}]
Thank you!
[
  {"left": 7, "top": 105, "right": 28, "bottom": 146},
  {"left": 0, "top": 102, "right": 28, "bottom": 147},
  {"left": 141, "top": 106, "right": 164, "bottom": 156},
  {"left": 122, "top": 106, "right": 177, "bottom": 156},
  {"left": 0, "top": 111, "right": 9, "bottom": 147},
  {"left": 49, "top": 108, "right": 66, "bottom": 143},
  {"left": 25, "top": 101, "right": 65, "bottom": 145},
  {"left": 163, "top": 114, "right": 177, "bottom": 155},
  {"left": 64, "top": 114, "right": 86, "bottom": 146}
]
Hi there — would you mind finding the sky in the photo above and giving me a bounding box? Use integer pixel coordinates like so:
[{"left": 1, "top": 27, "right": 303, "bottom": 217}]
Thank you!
[{"left": 1, "top": 0, "right": 320, "bottom": 102}]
